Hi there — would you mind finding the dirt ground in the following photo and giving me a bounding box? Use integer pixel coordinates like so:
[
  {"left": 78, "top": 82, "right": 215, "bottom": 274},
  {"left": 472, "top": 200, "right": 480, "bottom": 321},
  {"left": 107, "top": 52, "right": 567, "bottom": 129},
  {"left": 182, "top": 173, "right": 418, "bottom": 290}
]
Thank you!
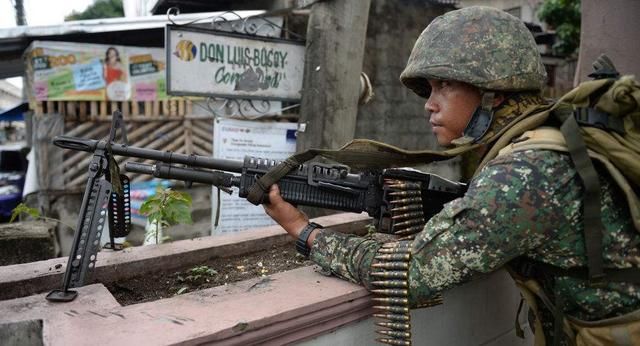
[{"left": 105, "top": 244, "right": 313, "bottom": 306}]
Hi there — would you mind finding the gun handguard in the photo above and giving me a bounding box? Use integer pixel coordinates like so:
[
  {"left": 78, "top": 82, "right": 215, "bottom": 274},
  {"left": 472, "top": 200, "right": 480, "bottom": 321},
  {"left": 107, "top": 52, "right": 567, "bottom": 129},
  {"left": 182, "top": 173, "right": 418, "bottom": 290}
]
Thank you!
[{"left": 125, "top": 159, "right": 382, "bottom": 216}]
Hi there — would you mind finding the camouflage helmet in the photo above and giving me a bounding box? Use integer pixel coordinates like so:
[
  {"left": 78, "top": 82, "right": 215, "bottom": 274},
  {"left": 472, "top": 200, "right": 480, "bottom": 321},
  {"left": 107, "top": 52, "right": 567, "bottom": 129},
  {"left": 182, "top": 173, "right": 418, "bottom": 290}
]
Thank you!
[{"left": 400, "top": 6, "right": 547, "bottom": 97}]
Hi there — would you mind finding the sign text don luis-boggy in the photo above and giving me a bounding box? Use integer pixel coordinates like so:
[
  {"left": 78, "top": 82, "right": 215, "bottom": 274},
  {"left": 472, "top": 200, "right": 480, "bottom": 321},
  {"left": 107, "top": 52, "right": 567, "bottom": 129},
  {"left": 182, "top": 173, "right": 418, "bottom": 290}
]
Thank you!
[{"left": 167, "top": 25, "right": 305, "bottom": 101}]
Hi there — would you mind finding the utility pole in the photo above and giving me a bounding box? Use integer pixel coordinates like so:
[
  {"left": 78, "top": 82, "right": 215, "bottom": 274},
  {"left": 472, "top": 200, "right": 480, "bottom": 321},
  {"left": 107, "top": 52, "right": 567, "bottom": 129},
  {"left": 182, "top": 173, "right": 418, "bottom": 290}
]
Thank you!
[
  {"left": 296, "top": 0, "right": 371, "bottom": 152},
  {"left": 14, "top": 0, "right": 27, "bottom": 26}
]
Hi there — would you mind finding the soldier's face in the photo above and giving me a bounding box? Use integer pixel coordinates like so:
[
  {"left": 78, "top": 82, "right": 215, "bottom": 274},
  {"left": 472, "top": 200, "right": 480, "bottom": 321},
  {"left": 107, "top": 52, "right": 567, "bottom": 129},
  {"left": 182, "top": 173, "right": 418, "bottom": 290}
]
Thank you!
[{"left": 424, "top": 80, "right": 482, "bottom": 146}]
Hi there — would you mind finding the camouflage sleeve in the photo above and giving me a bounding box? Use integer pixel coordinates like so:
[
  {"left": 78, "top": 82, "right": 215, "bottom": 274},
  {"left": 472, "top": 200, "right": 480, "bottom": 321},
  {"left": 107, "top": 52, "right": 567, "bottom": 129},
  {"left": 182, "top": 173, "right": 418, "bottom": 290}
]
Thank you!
[
  {"left": 310, "top": 231, "right": 382, "bottom": 289},
  {"left": 311, "top": 150, "right": 569, "bottom": 306}
]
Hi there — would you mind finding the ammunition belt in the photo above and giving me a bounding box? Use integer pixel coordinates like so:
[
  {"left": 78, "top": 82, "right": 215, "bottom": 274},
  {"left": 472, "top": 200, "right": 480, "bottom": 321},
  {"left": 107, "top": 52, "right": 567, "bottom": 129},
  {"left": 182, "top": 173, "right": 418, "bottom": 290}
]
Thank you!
[
  {"left": 372, "top": 179, "right": 443, "bottom": 345},
  {"left": 384, "top": 178, "right": 425, "bottom": 240}
]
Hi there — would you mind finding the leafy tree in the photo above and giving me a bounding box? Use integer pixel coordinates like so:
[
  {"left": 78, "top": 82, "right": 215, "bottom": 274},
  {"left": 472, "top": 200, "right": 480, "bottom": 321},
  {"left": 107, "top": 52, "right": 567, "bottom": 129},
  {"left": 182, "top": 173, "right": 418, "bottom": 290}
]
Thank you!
[
  {"left": 65, "top": 0, "right": 124, "bottom": 21},
  {"left": 538, "top": 0, "right": 581, "bottom": 56}
]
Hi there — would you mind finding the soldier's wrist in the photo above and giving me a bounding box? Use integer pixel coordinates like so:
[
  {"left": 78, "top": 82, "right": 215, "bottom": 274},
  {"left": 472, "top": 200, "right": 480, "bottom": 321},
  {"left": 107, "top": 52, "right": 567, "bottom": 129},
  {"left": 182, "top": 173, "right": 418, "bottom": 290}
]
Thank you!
[{"left": 296, "top": 222, "right": 324, "bottom": 257}]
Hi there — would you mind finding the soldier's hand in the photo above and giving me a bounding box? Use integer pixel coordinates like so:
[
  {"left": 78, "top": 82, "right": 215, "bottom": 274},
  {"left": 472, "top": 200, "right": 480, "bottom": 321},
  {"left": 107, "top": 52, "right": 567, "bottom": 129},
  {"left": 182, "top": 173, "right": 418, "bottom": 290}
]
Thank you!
[{"left": 263, "top": 184, "right": 309, "bottom": 239}]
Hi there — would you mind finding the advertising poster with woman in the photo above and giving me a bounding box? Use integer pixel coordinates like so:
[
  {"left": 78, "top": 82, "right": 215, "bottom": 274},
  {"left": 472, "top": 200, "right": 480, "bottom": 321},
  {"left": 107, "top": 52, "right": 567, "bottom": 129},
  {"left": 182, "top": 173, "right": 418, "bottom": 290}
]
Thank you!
[{"left": 26, "top": 41, "right": 166, "bottom": 102}]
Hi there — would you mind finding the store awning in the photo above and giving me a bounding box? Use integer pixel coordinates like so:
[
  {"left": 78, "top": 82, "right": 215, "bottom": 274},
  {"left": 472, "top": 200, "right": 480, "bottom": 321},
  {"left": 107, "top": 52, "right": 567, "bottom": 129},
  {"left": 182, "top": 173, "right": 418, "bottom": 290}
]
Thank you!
[{"left": 0, "top": 103, "right": 28, "bottom": 122}]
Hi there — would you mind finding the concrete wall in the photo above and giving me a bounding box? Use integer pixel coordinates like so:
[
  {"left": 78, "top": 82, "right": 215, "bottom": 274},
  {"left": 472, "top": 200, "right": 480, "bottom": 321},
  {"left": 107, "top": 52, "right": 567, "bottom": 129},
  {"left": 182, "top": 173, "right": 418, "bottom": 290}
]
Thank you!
[
  {"left": 575, "top": 0, "right": 640, "bottom": 83},
  {"left": 356, "top": 0, "right": 461, "bottom": 180},
  {"left": 299, "top": 269, "right": 533, "bottom": 346},
  {"left": 459, "top": 0, "right": 544, "bottom": 25}
]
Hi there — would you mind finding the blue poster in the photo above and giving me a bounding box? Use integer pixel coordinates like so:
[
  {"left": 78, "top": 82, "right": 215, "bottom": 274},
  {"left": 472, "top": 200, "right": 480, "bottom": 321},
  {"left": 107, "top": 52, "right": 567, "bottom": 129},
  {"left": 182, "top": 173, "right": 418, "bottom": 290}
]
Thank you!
[{"left": 72, "top": 59, "right": 106, "bottom": 91}]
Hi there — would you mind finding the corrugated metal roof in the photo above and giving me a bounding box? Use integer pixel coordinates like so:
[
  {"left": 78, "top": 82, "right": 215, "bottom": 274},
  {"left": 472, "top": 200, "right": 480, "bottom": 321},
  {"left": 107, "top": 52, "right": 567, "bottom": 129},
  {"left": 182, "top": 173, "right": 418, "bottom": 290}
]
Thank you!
[
  {"left": 0, "top": 11, "right": 263, "bottom": 40},
  {"left": 0, "top": 11, "right": 263, "bottom": 79}
]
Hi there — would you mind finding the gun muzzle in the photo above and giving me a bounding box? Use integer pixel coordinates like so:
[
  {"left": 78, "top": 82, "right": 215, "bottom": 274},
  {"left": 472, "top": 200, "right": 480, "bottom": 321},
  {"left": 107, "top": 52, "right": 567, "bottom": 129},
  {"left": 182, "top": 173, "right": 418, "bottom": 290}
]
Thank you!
[{"left": 53, "top": 136, "right": 99, "bottom": 152}]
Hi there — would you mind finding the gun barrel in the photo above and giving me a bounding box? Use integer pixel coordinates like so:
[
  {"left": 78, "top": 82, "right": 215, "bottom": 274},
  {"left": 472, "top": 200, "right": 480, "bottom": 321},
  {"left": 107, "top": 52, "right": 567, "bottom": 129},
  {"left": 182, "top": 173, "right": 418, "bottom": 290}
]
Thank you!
[
  {"left": 125, "top": 162, "right": 239, "bottom": 188},
  {"left": 54, "top": 135, "right": 244, "bottom": 173}
]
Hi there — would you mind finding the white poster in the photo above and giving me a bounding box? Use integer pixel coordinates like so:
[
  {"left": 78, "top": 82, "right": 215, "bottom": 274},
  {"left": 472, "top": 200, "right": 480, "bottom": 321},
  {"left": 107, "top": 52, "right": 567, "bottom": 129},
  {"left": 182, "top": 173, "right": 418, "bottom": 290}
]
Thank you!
[{"left": 212, "top": 118, "right": 297, "bottom": 234}]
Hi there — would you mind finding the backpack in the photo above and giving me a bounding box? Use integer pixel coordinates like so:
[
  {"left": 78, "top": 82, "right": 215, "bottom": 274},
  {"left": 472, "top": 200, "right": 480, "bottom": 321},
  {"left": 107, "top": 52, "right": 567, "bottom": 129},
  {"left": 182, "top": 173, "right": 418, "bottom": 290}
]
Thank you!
[{"left": 486, "top": 56, "right": 640, "bottom": 346}]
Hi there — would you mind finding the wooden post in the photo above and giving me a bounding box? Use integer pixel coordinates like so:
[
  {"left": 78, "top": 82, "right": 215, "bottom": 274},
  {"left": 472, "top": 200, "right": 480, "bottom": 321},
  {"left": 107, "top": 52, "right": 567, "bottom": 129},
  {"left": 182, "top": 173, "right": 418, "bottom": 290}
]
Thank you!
[
  {"left": 153, "top": 101, "right": 160, "bottom": 117},
  {"left": 90, "top": 101, "right": 98, "bottom": 120},
  {"left": 296, "top": 0, "right": 371, "bottom": 152},
  {"left": 79, "top": 101, "right": 88, "bottom": 121},
  {"left": 184, "top": 119, "right": 194, "bottom": 154},
  {"left": 100, "top": 101, "right": 108, "bottom": 117},
  {"left": 144, "top": 101, "right": 152, "bottom": 117},
  {"left": 131, "top": 101, "right": 139, "bottom": 116},
  {"left": 122, "top": 101, "right": 130, "bottom": 119}
]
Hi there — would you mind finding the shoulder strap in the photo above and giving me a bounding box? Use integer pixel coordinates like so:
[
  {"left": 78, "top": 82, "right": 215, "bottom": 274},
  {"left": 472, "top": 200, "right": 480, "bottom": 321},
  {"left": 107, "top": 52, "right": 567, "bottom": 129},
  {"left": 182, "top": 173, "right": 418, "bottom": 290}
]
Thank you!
[
  {"left": 495, "top": 108, "right": 640, "bottom": 284},
  {"left": 553, "top": 104, "right": 606, "bottom": 284}
]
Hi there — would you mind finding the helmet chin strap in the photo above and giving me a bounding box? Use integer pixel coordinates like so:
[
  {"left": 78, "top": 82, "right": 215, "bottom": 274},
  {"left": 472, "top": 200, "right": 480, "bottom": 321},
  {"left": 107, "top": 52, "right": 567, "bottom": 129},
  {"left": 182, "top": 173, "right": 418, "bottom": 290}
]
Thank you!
[{"left": 451, "top": 91, "right": 495, "bottom": 146}]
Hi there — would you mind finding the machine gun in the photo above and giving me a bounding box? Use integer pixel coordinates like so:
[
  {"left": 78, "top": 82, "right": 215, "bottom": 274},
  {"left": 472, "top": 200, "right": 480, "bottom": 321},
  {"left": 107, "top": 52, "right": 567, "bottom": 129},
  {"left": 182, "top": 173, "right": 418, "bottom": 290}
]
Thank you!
[
  {"left": 48, "top": 112, "right": 466, "bottom": 301},
  {"left": 54, "top": 138, "right": 466, "bottom": 232}
]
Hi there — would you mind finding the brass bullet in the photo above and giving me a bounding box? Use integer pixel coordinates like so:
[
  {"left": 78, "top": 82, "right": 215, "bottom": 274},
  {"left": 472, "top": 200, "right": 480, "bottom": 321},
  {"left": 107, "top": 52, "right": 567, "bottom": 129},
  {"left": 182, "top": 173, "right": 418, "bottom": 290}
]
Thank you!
[
  {"left": 375, "top": 253, "right": 410, "bottom": 261},
  {"left": 376, "top": 338, "right": 411, "bottom": 346},
  {"left": 372, "top": 262, "right": 409, "bottom": 270},
  {"left": 393, "top": 218, "right": 425, "bottom": 228},
  {"left": 390, "top": 204, "right": 422, "bottom": 212},
  {"left": 374, "top": 305, "right": 409, "bottom": 313},
  {"left": 377, "top": 330, "right": 412, "bottom": 339},
  {"left": 391, "top": 211, "right": 424, "bottom": 220},
  {"left": 378, "top": 247, "right": 411, "bottom": 254},
  {"left": 372, "top": 280, "right": 408, "bottom": 287},
  {"left": 372, "top": 289, "right": 409, "bottom": 296},
  {"left": 389, "top": 190, "right": 421, "bottom": 197},
  {"left": 376, "top": 322, "right": 411, "bottom": 330},
  {"left": 373, "top": 313, "right": 410, "bottom": 322},
  {"left": 388, "top": 181, "right": 422, "bottom": 190},
  {"left": 393, "top": 226, "right": 423, "bottom": 235},
  {"left": 371, "top": 271, "right": 408, "bottom": 279},
  {"left": 372, "top": 297, "right": 409, "bottom": 305},
  {"left": 390, "top": 197, "right": 422, "bottom": 205}
]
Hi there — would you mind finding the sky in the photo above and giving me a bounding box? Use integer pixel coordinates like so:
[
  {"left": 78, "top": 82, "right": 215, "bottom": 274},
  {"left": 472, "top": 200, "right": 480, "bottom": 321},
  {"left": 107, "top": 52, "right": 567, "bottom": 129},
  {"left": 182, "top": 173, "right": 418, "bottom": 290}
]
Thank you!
[
  {"left": 0, "top": 0, "right": 93, "bottom": 28},
  {"left": 0, "top": 0, "right": 93, "bottom": 88}
]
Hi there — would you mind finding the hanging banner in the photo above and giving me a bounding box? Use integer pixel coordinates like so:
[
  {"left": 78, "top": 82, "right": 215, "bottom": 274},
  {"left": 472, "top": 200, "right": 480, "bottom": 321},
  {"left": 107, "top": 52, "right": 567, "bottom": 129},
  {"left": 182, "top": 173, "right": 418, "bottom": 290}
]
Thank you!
[
  {"left": 212, "top": 117, "right": 297, "bottom": 234},
  {"left": 25, "top": 41, "right": 167, "bottom": 101},
  {"left": 166, "top": 25, "right": 305, "bottom": 101}
]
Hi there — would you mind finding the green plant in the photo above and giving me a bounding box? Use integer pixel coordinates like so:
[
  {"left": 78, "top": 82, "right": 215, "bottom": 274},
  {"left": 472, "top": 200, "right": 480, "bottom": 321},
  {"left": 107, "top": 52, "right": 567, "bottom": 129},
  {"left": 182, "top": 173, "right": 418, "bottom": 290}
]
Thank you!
[
  {"left": 10, "top": 203, "right": 40, "bottom": 222},
  {"left": 139, "top": 186, "right": 193, "bottom": 244},
  {"left": 538, "top": 0, "right": 581, "bottom": 56},
  {"left": 10, "top": 203, "right": 75, "bottom": 230},
  {"left": 175, "top": 265, "right": 218, "bottom": 294},
  {"left": 185, "top": 265, "right": 218, "bottom": 281}
]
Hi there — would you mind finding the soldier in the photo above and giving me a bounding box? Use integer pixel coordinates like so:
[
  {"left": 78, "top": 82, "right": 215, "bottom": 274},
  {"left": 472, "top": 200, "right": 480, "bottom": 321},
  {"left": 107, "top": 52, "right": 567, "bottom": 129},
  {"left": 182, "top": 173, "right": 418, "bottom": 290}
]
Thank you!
[{"left": 264, "top": 6, "right": 640, "bottom": 345}]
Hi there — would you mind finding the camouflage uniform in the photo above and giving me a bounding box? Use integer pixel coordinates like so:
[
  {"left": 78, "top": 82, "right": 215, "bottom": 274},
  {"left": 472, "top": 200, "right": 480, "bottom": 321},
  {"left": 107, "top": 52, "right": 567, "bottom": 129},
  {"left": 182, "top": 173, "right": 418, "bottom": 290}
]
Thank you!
[
  {"left": 310, "top": 146, "right": 640, "bottom": 338},
  {"left": 308, "top": 6, "right": 640, "bottom": 344}
]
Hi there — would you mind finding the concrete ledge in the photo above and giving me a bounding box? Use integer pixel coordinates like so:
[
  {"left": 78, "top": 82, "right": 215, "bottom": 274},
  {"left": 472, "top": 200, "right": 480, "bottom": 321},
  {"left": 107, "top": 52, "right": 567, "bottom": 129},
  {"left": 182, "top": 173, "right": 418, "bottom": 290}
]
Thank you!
[
  {"left": 0, "top": 213, "right": 371, "bottom": 301},
  {"left": 0, "top": 267, "right": 372, "bottom": 346},
  {"left": 0, "top": 221, "right": 56, "bottom": 266}
]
